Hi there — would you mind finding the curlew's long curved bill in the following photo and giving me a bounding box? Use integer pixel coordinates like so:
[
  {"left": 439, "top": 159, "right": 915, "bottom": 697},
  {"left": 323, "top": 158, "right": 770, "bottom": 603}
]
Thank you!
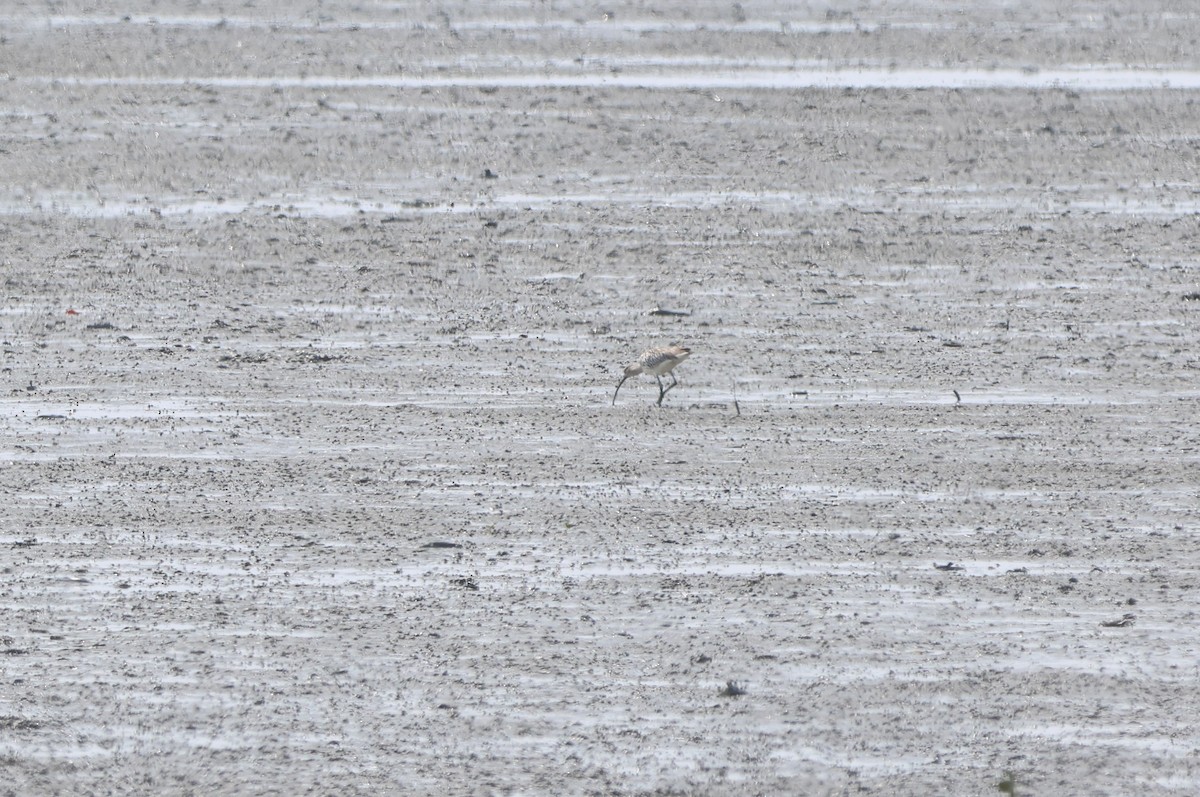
[{"left": 612, "top": 375, "right": 629, "bottom": 405}]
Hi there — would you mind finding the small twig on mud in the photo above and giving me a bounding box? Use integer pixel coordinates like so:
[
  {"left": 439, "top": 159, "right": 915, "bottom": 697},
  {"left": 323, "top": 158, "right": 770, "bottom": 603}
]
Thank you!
[{"left": 732, "top": 380, "right": 741, "bottom": 416}]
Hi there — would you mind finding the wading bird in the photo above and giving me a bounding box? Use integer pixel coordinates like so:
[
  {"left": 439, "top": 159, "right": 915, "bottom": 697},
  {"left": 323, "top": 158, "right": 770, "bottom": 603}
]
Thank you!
[{"left": 612, "top": 344, "right": 691, "bottom": 407}]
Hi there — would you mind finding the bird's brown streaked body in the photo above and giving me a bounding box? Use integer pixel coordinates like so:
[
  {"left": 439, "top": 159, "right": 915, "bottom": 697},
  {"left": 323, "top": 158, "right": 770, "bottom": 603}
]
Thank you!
[{"left": 612, "top": 344, "right": 692, "bottom": 407}]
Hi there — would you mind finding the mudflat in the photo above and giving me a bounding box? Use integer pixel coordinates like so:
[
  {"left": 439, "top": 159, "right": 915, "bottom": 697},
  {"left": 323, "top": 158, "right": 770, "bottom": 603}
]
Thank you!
[{"left": 3, "top": 3, "right": 1200, "bottom": 795}]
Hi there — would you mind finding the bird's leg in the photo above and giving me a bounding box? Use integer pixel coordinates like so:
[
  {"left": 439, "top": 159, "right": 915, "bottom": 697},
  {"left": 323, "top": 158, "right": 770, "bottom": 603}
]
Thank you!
[
  {"left": 656, "top": 375, "right": 666, "bottom": 406},
  {"left": 665, "top": 372, "right": 679, "bottom": 393}
]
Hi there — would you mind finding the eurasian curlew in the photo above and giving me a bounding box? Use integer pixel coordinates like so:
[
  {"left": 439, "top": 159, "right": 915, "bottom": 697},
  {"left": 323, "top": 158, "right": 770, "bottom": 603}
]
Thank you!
[{"left": 612, "top": 344, "right": 691, "bottom": 407}]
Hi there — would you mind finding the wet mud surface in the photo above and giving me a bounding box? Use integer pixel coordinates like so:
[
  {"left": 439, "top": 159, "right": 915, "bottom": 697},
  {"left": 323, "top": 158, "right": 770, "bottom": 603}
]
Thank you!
[{"left": 3, "top": 2, "right": 1200, "bottom": 795}]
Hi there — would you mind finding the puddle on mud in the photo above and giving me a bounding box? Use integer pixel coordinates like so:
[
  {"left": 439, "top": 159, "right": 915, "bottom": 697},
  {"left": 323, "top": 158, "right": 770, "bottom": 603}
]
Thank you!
[{"left": 18, "top": 64, "right": 1200, "bottom": 91}]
